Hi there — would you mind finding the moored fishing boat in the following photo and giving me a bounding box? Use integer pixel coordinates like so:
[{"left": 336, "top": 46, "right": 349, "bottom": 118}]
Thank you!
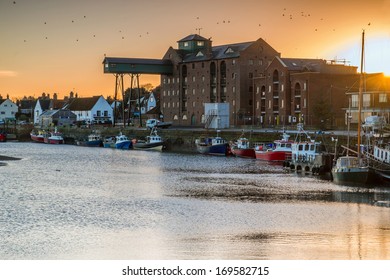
[
  {"left": 195, "top": 131, "right": 230, "bottom": 156},
  {"left": 284, "top": 123, "right": 333, "bottom": 175},
  {"left": 76, "top": 133, "right": 103, "bottom": 147},
  {"left": 331, "top": 31, "right": 373, "bottom": 184},
  {"left": 231, "top": 137, "right": 255, "bottom": 158},
  {"left": 30, "top": 130, "right": 46, "bottom": 143},
  {"left": 115, "top": 133, "right": 132, "bottom": 149},
  {"left": 0, "top": 132, "right": 7, "bottom": 142},
  {"left": 255, "top": 132, "right": 292, "bottom": 162},
  {"left": 331, "top": 155, "right": 370, "bottom": 184},
  {"left": 133, "top": 128, "right": 164, "bottom": 151},
  {"left": 44, "top": 128, "right": 64, "bottom": 144},
  {"left": 103, "top": 136, "right": 116, "bottom": 148}
]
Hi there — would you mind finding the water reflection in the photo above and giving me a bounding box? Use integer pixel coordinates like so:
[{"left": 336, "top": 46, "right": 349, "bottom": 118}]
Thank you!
[{"left": 1, "top": 142, "right": 390, "bottom": 259}]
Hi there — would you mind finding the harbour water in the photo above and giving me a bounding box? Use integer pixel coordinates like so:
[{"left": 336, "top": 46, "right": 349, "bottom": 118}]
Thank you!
[{"left": 1, "top": 142, "right": 390, "bottom": 260}]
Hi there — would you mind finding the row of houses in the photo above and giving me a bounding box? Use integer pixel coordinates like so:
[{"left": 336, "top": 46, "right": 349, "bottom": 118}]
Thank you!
[
  {"left": 159, "top": 34, "right": 390, "bottom": 129},
  {"left": 1, "top": 92, "right": 158, "bottom": 128}
]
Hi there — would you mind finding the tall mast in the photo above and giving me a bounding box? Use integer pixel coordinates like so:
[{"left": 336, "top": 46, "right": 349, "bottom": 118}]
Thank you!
[{"left": 357, "top": 30, "right": 365, "bottom": 159}]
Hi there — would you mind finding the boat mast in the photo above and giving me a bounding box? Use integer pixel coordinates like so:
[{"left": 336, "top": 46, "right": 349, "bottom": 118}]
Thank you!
[{"left": 357, "top": 30, "right": 365, "bottom": 160}]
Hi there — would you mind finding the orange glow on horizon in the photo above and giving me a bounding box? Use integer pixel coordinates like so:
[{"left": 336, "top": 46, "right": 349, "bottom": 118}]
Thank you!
[{"left": 1, "top": 0, "right": 389, "bottom": 100}]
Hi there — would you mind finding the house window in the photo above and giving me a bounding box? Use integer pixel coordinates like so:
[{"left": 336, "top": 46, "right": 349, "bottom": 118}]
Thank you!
[
  {"left": 249, "top": 59, "right": 254, "bottom": 65},
  {"left": 379, "top": 93, "right": 387, "bottom": 103},
  {"left": 363, "top": 94, "right": 370, "bottom": 107},
  {"left": 197, "top": 41, "right": 204, "bottom": 46},
  {"left": 97, "top": 110, "right": 101, "bottom": 116},
  {"left": 352, "top": 95, "right": 358, "bottom": 107},
  {"left": 184, "top": 42, "right": 189, "bottom": 47}
]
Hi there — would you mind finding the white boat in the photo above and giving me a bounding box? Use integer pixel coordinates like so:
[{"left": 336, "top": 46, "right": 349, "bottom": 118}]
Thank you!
[
  {"left": 133, "top": 128, "right": 164, "bottom": 151},
  {"left": 332, "top": 156, "right": 370, "bottom": 184},
  {"left": 284, "top": 124, "right": 333, "bottom": 174}
]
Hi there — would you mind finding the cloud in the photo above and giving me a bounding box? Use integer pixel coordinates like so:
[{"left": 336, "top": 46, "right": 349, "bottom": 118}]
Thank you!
[{"left": 0, "top": 71, "right": 18, "bottom": 77}]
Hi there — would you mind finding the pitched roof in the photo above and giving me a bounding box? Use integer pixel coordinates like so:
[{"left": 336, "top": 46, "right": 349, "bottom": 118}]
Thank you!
[
  {"left": 278, "top": 57, "right": 326, "bottom": 71},
  {"left": 178, "top": 34, "right": 209, "bottom": 42},
  {"left": 65, "top": 96, "right": 101, "bottom": 111},
  {"left": 38, "top": 99, "right": 51, "bottom": 110},
  {"left": 180, "top": 41, "right": 254, "bottom": 62}
]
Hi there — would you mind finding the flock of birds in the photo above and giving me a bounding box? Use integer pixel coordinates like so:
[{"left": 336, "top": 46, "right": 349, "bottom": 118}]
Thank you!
[
  {"left": 11, "top": 0, "right": 151, "bottom": 44},
  {"left": 10, "top": 1, "right": 372, "bottom": 45}
]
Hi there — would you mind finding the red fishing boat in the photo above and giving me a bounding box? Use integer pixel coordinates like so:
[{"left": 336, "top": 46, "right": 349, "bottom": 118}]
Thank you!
[
  {"left": 44, "top": 128, "right": 64, "bottom": 144},
  {"left": 231, "top": 137, "right": 255, "bottom": 158},
  {"left": 0, "top": 132, "right": 6, "bottom": 142},
  {"left": 255, "top": 133, "right": 293, "bottom": 162},
  {"left": 30, "top": 130, "right": 46, "bottom": 143}
]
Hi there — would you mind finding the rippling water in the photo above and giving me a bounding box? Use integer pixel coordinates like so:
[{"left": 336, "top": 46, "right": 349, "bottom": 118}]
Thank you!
[{"left": 1, "top": 142, "right": 390, "bottom": 260}]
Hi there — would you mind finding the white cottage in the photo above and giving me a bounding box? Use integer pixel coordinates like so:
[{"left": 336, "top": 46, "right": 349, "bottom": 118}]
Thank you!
[
  {"left": 64, "top": 95, "right": 113, "bottom": 124},
  {"left": 0, "top": 98, "right": 18, "bottom": 122}
]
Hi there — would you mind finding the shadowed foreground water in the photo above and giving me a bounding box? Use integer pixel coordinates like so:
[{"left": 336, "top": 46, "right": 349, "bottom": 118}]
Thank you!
[{"left": 1, "top": 142, "right": 390, "bottom": 260}]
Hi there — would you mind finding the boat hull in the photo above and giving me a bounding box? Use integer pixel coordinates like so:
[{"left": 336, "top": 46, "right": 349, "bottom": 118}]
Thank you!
[
  {"left": 0, "top": 133, "right": 6, "bottom": 142},
  {"left": 332, "top": 168, "right": 370, "bottom": 185},
  {"left": 44, "top": 138, "right": 64, "bottom": 144},
  {"left": 76, "top": 140, "right": 103, "bottom": 147},
  {"left": 115, "top": 141, "right": 132, "bottom": 150},
  {"left": 231, "top": 147, "right": 255, "bottom": 158},
  {"left": 30, "top": 134, "right": 45, "bottom": 143},
  {"left": 196, "top": 143, "right": 229, "bottom": 156},
  {"left": 255, "top": 150, "right": 291, "bottom": 162},
  {"left": 133, "top": 141, "right": 164, "bottom": 151}
]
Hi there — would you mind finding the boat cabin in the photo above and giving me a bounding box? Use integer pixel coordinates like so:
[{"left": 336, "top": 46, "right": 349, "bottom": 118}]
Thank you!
[
  {"left": 291, "top": 141, "right": 326, "bottom": 163},
  {"left": 236, "top": 138, "right": 250, "bottom": 149},
  {"left": 374, "top": 145, "right": 390, "bottom": 164}
]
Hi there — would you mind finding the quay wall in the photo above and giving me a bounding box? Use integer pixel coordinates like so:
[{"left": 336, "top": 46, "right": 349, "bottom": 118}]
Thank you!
[{"left": 15, "top": 125, "right": 352, "bottom": 154}]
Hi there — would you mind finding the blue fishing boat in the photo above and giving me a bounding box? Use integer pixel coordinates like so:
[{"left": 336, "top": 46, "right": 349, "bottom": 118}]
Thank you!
[
  {"left": 195, "top": 131, "right": 230, "bottom": 156},
  {"left": 76, "top": 133, "right": 103, "bottom": 147},
  {"left": 115, "top": 133, "right": 132, "bottom": 150}
]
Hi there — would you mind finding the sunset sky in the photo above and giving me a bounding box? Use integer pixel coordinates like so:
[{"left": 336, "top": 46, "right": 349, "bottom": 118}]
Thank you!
[{"left": 1, "top": 0, "right": 390, "bottom": 100}]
